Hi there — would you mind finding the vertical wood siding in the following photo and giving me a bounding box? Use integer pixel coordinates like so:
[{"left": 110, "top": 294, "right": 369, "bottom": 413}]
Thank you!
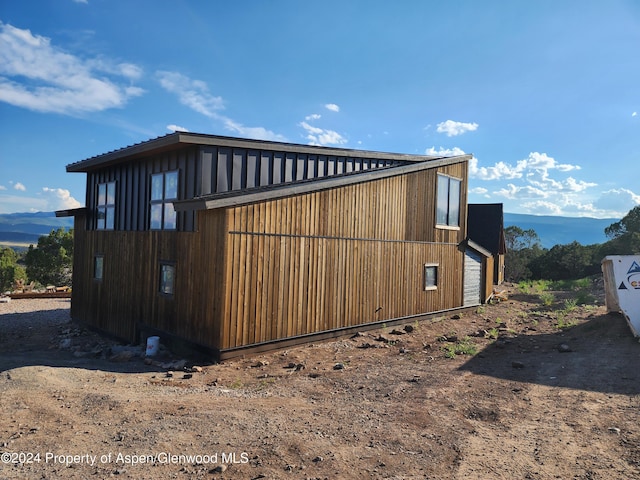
[
  {"left": 215, "top": 161, "right": 469, "bottom": 350},
  {"left": 72, "top": 158, "right": 470, "bottom": 353}
]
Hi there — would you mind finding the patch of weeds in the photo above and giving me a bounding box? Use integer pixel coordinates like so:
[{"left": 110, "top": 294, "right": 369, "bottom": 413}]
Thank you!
[
  {"left": 563, "top": 298, "right": 578, "bottom": 312},
  {"left": 575, "top": 290, "right": 595, "bottom": 305},
  {"left": 485, "top": 327, "right": 499, "bottom": 339},
  {"left": 539, "top": 292, "right": 555, "bottom": 306},
  {"left": 476, "top": 305, "right": 486, "bottom": 315},
  {"left": 555, "top": 311, "right": 577, "bottom": 330},
  {"left": 443, "top": 337, "right": 478, "bottom": 359},
  {"left": 551, "top": 277, "right": 591, "bottom": 291},
  {"left": 229, "top": 379, "right": 243, "bottom": 389}
]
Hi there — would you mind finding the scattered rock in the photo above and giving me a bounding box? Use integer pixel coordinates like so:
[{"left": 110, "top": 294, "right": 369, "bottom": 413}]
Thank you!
[
  {"left": 558, "top": 343, "right": 572, "bottom": 353},
  {"left": 252, "top": 360, "right": 269, "bottom": 368},
  {"left": 451, "top": 314, "right": 462, "bottom": 320},
  {"left": 399, "top": 347, "right": 409, "bottom": 354},
  {"left": 211, "top": 464, "right": 227, "bottom": 473},
  {"left": 351, "top": 332, "right": 366, "bottom": 338},
  {"left": 312, "top": 455, "right": 323, "bottom": 463},
  {"left": 182, "top": 373, "right": 192, "bottom": 380},
  {"left": 390, "top": 328, "right": 406, "bottom": 335},
  {"left": 403, "top": 324, "right": 415, "bottom": 333},
  {"left": 333, "top": 363, "right": 345, "bottom": 370},
  {"left": 609, "top": 427, "right": 621, "bottom": 435},
  {"left": 59, "top": 338, "right": 72, "bottom": 349},
  {"left": 375, "top": 335, "right": 390, "bottom": 343},
  {"left": 190, "top": 365, "right": 203, "bottom": 373},
  {"left": 511, "top": 361, "right": 525, "bottom": 369}
]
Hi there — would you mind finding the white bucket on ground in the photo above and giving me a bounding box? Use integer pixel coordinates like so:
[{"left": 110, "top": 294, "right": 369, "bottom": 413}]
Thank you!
[{"left": 145, "top": 336, "right": 160, "bottom": 356}]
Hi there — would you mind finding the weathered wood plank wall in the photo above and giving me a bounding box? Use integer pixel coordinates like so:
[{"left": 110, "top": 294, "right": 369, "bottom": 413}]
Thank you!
[
  {"left": 214, "top": 162, "right": 468, "bottom": 350},
  {"left": 71, "top": 159, "right": 469, "bottom": 354}
]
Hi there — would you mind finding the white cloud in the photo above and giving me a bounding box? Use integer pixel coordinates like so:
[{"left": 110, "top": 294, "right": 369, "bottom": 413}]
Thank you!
[
  {"left": 469, "top": 187, "right": 488, "bottom": 195},
  {"left": 494, "top": 183, "right": 548, "bottom": 200},
  {"left": 633, "top": 112, "right": 638, "bottom": 117},
  {"left": 0, "top": 188, "right": 82, "bottom": 214},
  {"left": 520, "top": 201, "right": 563, "bottom": 216},
  {"left": 167, "top": 124, "right": 189, "bottom": 133},
  {"left": 0, "top": 22, "right": 144, "bottom": 115},
  {"left": 157, "top": 71, "right": 286, "bottom": 142},
  {"left": 0, "top": 185, "right": 6, "bottom": 190},
  {"left": 156, "top": 70, "right": 224, "bottom": 118},
  {"left": 470, "top": 157, "right": 523, "bottom": 181},
  {"left": 223, "top": 118, "right": 287, "bottom": 142},
  {"left": 299, "top": 121, "right": 347, "bottom": 146},
  {"left": 325, "top": 103, "right": 340, "bottom": 112},
  {"left": 73, "top": 0, "right": 88, "bottom": 4},
  {"left": 13, "top": 182, "right": 26, "bottom": 191},
  {"left": 594, "top": 188, "right": 640, "bottom": 215},
  {"left": 305, "top": 113, "right": 321, "bottom": 121},
  {"left": 425, "top": 146, "right": 466, "bottom": 157},
  {"left": 41, "top": 187, "right": 82, "bottom": 210},
  {"left": 436, "top": 120, "right": 478, "bottom": 137}
]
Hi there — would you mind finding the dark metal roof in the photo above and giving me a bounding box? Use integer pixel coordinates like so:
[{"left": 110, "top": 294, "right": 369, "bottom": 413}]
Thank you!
[
  {"left": 173, "top": 155, "right": 470, "bottom": 211},
  {"left": 467, "top": 203, "right": 506, "bottom": 254},
  {"left": 66, "top": 132, "right": 450, "bottom": 173}
]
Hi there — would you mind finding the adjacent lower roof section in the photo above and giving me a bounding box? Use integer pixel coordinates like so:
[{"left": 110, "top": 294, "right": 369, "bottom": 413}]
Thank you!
[{"left": 173, "top": 154, "right": 470, "bottom": 211}]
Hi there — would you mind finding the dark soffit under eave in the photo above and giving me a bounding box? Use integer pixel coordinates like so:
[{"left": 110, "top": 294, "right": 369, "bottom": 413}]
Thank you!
[
  {"left": 66, "top": 132, "right": 450, "bottom": 173},
  {"left": 173, "top": 155, "right": 471, "bottom": 212}
]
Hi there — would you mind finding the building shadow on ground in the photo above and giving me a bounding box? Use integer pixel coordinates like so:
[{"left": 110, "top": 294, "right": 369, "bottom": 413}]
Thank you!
[{"left": 458, "top": 312, "right": 640, "bottom": 396}]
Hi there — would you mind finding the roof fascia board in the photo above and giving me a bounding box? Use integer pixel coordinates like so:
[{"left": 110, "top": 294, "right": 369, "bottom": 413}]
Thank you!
[
  {"left": 66, "top": 132, "right": 453, "bottom": 172},
  {"left": 174, "top": 155, "right": 471, "bottom": 212}
]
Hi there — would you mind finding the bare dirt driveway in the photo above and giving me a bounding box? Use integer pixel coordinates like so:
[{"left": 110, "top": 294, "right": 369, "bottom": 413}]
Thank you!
[{"left": 1, "top": 283, "right": 639, "bottom": 480}]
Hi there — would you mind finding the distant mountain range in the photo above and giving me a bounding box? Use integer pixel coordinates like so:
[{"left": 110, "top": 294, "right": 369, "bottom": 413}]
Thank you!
[
  {"left": 0, "top": 211, "right": 74, "bottom": 247},
  {"left": 503, "top": 213, "right": 617, "bottom": 249},
  {"left": 0, "top": 210, "right": 619, "bottom": 250}
]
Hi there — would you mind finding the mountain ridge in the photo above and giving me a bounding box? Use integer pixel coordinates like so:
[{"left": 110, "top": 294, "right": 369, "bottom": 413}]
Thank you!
[{"left": 0, "top": 211, "right": 620, "bottom": 249}]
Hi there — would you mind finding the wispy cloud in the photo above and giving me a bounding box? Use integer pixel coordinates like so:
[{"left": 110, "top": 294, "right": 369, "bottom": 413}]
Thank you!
[
  {"left": 156, "top": 71, "right": 224, "bottom": 117},
  {"left": 299, "top": 121, "right": 347, "bottom": 146},
  {"left": 167, "top": 124, "right": 189, "bottom": 133},
  {"left": 157, "top": 70, "right": 286, "bottom": 142},
  {"left": 0, "top": 22, "right": 144, "bottom": 115},
  {"left": 0, "top": 187, "right": 81, "bottom": 214},
  {"left": 305, "top": 113, "right": 321, "bottom": 121},
  {"left": 13, "top": 182, "right": 26, "bottom": 191},
  {"left": 436, "top": 119, "right": 478, "bottom": 137},
  {"left": 325, "top": 103, "right": 340, "bottom": 112}
]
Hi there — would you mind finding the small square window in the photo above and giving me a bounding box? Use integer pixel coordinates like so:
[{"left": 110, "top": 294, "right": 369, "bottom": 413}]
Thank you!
[
  {"left": 424, "top": 264, "right": 438, "bottom": 290},
  {"left": 159, "top": 263, "right": 175, "bottom": 296},
  {"left": 94, "top": 255, "right": 104, "bottom": 280}
]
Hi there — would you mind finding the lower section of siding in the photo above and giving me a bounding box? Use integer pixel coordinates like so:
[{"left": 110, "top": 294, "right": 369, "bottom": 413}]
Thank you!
[
  {"left": 220, "top": 232, "right": 464, "bottom": 350},
  {"left": 71, "top": 228, "right": 465, "bottom": 355}
]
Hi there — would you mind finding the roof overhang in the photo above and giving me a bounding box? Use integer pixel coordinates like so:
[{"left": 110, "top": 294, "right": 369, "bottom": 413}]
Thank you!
[
  {"left": 66, "top": 132, "right": 453, "bottom": 173},
  {"left": 55, "top": 207, "right": 87, "bottom": 217},
  {"left": 173, "top": 155, "right": 471, "bottom": 212}
]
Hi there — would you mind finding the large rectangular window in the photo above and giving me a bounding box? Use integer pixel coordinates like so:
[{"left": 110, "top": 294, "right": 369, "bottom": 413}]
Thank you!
[
  {"left": 150, "top": 171, "right": 178, "bottom": 230},
  {"left": 96, "top": 182, "right": 116, "bottom": 230},
  {"left": 436, "top": 174, "right": 461, "bottom": 227}
]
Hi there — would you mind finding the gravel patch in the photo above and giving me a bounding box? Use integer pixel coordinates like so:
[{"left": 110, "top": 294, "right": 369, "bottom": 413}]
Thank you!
[{"left": 0, "top": 298, "right": 71, "bottom": 334}]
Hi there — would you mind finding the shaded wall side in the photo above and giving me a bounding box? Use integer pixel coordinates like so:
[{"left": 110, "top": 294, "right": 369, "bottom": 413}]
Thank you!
[
  {"left": 85, "top": 146, "right": 199, "bottom": 231},
  {"left": 69, "top": 225, "right": 226, "bottom": 349}
]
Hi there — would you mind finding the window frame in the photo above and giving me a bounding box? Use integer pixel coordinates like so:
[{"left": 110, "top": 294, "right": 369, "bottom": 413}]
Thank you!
[
  {"left": 150, "top": 171, "right": 179, "bottom": 230},
  {"left": 93, "top": 254, "right": 104, "bottom": 281},
  {"left": 96, "top": 181, "right": 116, "bottom": 230},
  {"left": 424, "top": 263, "right": 439, "bottom": 291},
  {"left": 436, "top": 174, "right": 461, "bottom": 229},
  {"left": 159, "top": 261, "right": 176, "bottom": 297}
]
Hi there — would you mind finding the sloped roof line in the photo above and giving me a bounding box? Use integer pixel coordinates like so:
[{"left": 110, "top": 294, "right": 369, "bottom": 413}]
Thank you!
[{"left": 66, "top": 132, "right": 451, "bottom": 172}]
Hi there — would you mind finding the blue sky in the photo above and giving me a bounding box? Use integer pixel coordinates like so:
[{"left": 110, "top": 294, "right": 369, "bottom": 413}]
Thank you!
[{"left": 0, "top": 0, "right": 639, "bottom": 218}]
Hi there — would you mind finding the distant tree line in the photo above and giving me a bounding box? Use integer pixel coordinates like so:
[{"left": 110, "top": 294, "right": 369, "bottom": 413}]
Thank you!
[
  {"left": 505, "top": 206, "right": 640, "bottom": 282},
  {"left": 0, "top": 227, "right": 73, "bottom": 292}
]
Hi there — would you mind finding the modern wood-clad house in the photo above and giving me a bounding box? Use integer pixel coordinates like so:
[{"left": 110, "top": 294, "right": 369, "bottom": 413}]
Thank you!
[{"left": 59, "top": 132, "right": 484, "bottom": 359}]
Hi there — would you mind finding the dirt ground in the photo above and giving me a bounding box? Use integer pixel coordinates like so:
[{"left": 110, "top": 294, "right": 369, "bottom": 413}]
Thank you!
[{"left": 1, "top": 282, "right": 639, "bottom": 480}]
